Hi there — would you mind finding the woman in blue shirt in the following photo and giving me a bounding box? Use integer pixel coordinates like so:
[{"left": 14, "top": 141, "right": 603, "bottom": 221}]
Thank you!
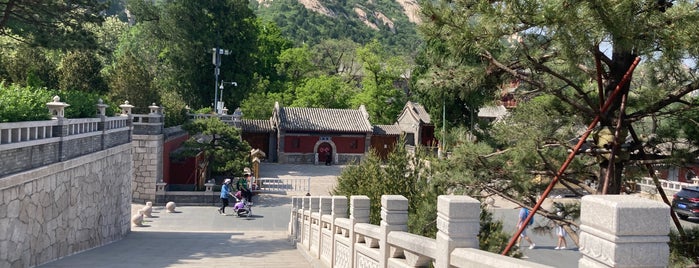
[{"left": 218, "top": 178, "right": 232, "bottom": 215}]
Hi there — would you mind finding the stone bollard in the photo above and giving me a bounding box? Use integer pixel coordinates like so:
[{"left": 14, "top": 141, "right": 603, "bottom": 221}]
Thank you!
[
  {"left": 434, "top": 195, "right": 481, "bottom": 268},
  {"left": 578, "top": 195, "right": 669, "bottom": 268},
  {"left": 142, "top": 201, "right": 153, "bottom": 218},
  {"left": 131, "top": 210, "right": 144, "bottom": 227},
  {"left": 380, "top": 195, "right": 409, "bottom": 268},
  {"left": 166, "top": 201, "right": 177, "bottom": 213}
]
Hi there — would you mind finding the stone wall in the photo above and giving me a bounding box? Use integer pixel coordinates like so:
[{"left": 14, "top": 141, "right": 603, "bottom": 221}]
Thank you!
[
  {"left": 0, "top": 143, "right": 132, "bottom": 267},
  {"left": 132, "top": 134, "right": 163, "bottom": 204}
]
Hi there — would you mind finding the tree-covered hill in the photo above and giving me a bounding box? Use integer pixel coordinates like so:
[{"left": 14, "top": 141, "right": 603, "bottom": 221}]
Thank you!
[{"left": 250, "top": 0, "right": 422, "bottom": 55}]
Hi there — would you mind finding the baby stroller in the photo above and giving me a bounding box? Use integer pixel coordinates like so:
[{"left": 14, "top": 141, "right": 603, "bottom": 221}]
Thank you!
[{"left": 232, "top": 191, "right": 252, "bottom": 217}]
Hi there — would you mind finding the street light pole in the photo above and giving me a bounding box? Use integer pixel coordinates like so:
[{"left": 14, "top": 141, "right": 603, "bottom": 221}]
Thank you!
[
  {"left": 219, "top": 81, "right": 237, "bottom": 111},
  {"left": 212, "top": 47, "right": 231, "bottom": 114}
]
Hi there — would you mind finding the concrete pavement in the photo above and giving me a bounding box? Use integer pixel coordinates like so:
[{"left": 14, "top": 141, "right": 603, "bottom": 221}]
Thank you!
[{"left": 40, "top": 195, "right": 308, "bottom": 268}]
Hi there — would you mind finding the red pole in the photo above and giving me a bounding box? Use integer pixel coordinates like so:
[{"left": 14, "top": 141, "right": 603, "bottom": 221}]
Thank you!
[{"left": 501, "top": 57, "right": 640, "bottom": 255}]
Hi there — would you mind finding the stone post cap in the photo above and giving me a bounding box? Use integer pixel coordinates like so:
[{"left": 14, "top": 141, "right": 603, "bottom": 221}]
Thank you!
[
  {"left": 46, "top": 95, "right": 70, "bottom": 119},
  {"left": 96, "top": 98, "right": 108, "bottom": 116},
  {"left": 437, "top": 195, "right": 480, "bottom": 218},
  {"left": 581, "top": 195, "right": 669, "bottom": 236},
  {"left": 381, "top": 195, "right": 409, "bottom": 210},
  {"left": 149, "top": 103, "right": 160, "bottom": 114},
  {"left": 119, "top": 101, "right": 134, "bottom": 116}
]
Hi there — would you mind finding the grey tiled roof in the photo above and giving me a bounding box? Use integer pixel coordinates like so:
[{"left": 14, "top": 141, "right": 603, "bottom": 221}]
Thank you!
[
  {"left": 278, "top": 107, "right": 372, "bottom": 133},
  {"left": 478, "top": 105, "right": 508, "bottom": 119},
  {"left": 402, "top": 101, "right": 432, "bottom": 124},
  {"left": 373, "top": 124, "right": 402, "bottom": 135},
  {"left": 241, "top": 119, "right": 274, "bottom": 133}
]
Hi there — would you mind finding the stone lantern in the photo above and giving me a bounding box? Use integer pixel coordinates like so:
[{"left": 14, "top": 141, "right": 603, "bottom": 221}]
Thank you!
[
  {"left": 222, "top": 107, "right": 229, "bottom": 115},
  {"left": 149, "top": 103, "right": 160, "bottom": 114},
  {"left": 96, "top": 99, "right": 108, "bottom": 116},
  {"left": 46, "top": 96, "right": 69, "bottom": 119},
  {"left": 119, "top": 101, "right": 134, "bottom": 116}
]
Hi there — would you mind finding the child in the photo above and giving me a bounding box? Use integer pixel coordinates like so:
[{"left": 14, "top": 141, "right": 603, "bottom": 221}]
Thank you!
[{"left": 555, "top": 224, "right": 567, "bottom": 250}]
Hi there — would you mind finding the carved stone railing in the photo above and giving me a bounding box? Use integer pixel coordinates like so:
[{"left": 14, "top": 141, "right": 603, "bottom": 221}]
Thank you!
[{"left": 290, "top": 194, "right": 669, "bottom": 268}]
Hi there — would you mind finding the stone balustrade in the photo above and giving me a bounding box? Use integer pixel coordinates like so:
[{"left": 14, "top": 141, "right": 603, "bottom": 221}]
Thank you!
[
  {"left": 290, "top": 194, "right": 670, "bottom": 268},
  {"left": 0, "top": 108, "right": 133, "bottom": 177}
]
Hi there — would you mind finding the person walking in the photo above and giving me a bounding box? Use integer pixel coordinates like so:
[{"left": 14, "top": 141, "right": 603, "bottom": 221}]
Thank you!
[
  {"left": 516, "top": 207, "right": 536, "bottom": 249},
  {"left": 555, "top": 224, "right": 568, "bottom": 250},
  {"left": 218, "top": 178, "right": 232, "bottom": 215},
  {"left": 237, "top": 172, "right": 253, "bottom": 204}
]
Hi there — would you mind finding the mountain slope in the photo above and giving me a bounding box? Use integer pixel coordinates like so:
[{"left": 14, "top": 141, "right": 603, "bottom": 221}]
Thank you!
[{"left": 251, "top": 0, "right": 422, "bottom": 53}]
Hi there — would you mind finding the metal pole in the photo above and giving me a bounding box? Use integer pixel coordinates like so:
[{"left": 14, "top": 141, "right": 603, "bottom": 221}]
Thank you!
[
  {"left": 214, "top": 47, "right": 220, "bottom": 114},
  {"left": 501, "top": 56, "right": 640, "bottom": 256}
]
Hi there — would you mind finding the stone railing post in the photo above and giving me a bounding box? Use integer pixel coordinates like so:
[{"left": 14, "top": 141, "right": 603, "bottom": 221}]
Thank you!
[
  {"left": 380, "top": 195, "right": 408, "bottom": 268},
  {"left": 435, "top": 195, "right": 480, "bottom": 268},
  {"left": 578, "top": 195, "right": 669, "bottom": 268},
  {"left": 349, "top": 196, "right": 370, "bottom": 268},
  {"left": 315, "top": 196, "right": 332, "bottom": 259},
  {"left": 46, "top": 96, "right": 70, "bottom": 161},
  {"left": 301, "top": 196, "right": 311, "bottom": 248},
  {"left": 307, "top": 196, "right": 320, "bottom": 250},
  {"left": 289, "top": 196, "right": 299, "bottom": 240},
  {"left": 329, "top": 196, "right": 348, "bottom": 266}
]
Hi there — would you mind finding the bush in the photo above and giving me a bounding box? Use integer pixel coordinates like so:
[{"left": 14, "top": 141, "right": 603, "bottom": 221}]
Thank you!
[
  {"left": 0, "top": 82, "right": 115, "bottom": 122},
  {"left": 0, "top": 82, "right": 52, "bottom": 122},
  {"left": 670, "top": 227, "right": 699, "bottom": 266}
]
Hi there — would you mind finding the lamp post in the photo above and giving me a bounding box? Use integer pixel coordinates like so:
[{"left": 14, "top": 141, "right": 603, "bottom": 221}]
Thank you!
[
  {"left": 219, "top": 81, "right": 237, "bottom": 113},
  {"left": 212, "top": 47, "right": 231, "bottom": 114}
]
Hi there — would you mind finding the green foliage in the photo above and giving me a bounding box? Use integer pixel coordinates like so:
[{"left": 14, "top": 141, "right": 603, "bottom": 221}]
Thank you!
[
  {"left": 4, "top": 46, "right": 58, "bottom": 89},
  {"left": 253, "top": 0, "right": 421, "bottom": 55},
  {"left": 240, "top": 91, "right": 285, "bottom": 119},
  {"left": 352, "top": 40, "right": 407, "bottom": 124},
  {"left": 126, "top": 0, "right": 260, "bottom": 110},
  {"left": 179, "top": 118, "right": 252, "bottom": 180},
  {"left": 58, "top": 51, "right": 107, "bottom": 93},
  {"left": 0, "top": 0, "right": 107, "bottom": 49},
  {"left": 332, "top": 139, "right": 438, "bottom": 235},
  {"left": 290, "top": 76, "right": 357, "bottom": 109},
  {"left": 160, "top": 90, "right": 189, "bottom": 127},
  {"left": 59, "top": 90, "right": 116, "bottom": 118},
  {"left": 0, "top": 82, "right": 115, "bottom": 122},
  {"left": 669, "top": 227, "right": 699, "bottom": 266},
  {"left": 0, "top": 83, "right": 53, "bottom": 122},
  {"left": 107, "top": 52, "right": 159, "bottom": 110}
]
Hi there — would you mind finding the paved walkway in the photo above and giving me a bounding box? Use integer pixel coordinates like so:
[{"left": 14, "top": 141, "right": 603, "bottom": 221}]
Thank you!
[{"left": 40, "top": 163, "right": 344, "bottom": 268}]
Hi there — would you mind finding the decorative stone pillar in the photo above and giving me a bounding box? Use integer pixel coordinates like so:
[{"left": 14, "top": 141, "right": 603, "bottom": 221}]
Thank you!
[
  {"left": 46, "top": 95, "right": 69, "bottom": 119},
  {"left": 434, "top": 195, "right": 480, "bottom": 268},
  {"left": 578, "top": 195, "right": 669, "bottom": 268},
  {"left": 119, "top": 101, "right": 134, "bottom": 116},
  {"left": 328, "top": 196, "right": 348, "bottom": 266},
  {"left": 349, "top": 196, "right": 370, "bottom": 268},
  {"left": 204, "top": 180, "right": 215, "bottom": 192},
  {"left": 379, "top": 195, "right": 409, "bottom": 268},
  {"left": 289, "top": 197, "right": 300, "bottom": 240},
  {"left": 301, "top": 196, "right": 310, "bottom": 248},
  {"left": 314, "top": 196, "right": 332, "bottom": 258},
  {"left": 149, "top": 103, "right": 160, "bottom": 114},
  {"left": 307, "top": 196, "right": 320, "bottom": 250},
  {"left": 96, "top": 99, "right": 108, "bottom": 116}
]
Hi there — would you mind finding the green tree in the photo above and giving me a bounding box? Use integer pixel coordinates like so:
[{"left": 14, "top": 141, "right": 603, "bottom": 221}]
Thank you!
[
  {"left": 352, "top": 40, "right": 408, "bottom": 124},
  {"left": 4, "top": 46, "right": 58, "bottom": 89},
  {"left": 58, "top": 51, "right": 107, "bottom": 93},
  {"left": 178, "top": 117, "right": 252, "bottom": 189},
  {"left": 126, "top": 0, "right": 259, "bottom": 110},
  {"left": 290, "top": 75, "right": 357, "bottom": 109},
  {"left": 0, "top": 0, "right": 106, "bottom": 49},
  {"left": 107, "top": 52, "right": 159, "bottom": 110},
  {"left": 419, "top": 0, "right": 699, "bottom": 196}
]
